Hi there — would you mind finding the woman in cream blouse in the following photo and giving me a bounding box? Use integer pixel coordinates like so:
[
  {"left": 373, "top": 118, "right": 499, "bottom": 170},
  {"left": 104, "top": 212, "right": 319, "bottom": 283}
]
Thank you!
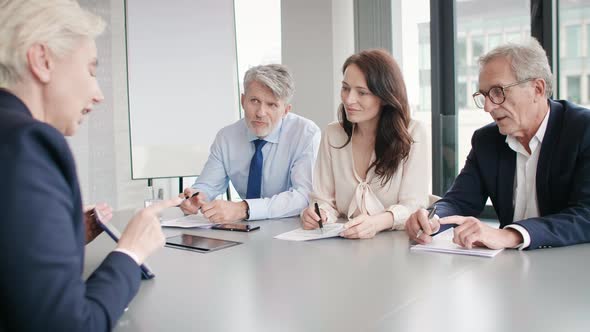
[{"left": 301, "top": 49, "right": 429, "bottom": 239}]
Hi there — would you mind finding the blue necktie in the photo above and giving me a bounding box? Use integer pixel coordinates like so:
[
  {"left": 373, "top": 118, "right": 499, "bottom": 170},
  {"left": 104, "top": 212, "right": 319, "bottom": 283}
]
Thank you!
[{"left": 246, "top": 139, "right": 267, "bottom": 199}]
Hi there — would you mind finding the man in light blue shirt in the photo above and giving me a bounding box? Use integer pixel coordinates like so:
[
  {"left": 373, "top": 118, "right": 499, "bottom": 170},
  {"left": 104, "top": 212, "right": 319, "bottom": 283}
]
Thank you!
[{"left": 180, "top": 64, "right": 320, "bottom": 222}]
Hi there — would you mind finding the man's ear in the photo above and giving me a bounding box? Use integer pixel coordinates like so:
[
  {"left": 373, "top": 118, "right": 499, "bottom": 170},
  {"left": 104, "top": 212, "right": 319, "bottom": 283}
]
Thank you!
[
  {"left": 26, "top": 43, "right": 52, "bottom": 84},
  {"left": 283, "top": 103, "right": 292, "bottom": 117},
  {"left": 533, "top": 78, "right": 547, "bottom": 101},
  {"left": 240, "top": 93, "right": 245, "bottom": 109}
]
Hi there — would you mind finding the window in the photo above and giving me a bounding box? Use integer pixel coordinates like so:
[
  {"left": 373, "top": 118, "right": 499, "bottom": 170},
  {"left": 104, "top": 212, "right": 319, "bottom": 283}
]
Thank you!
[
  {"left": 488, "top": 33, "right": 502, "bottom": 50},
  {"left": 558, "top": 1, "right": 590, "bottom": 109},
  {"left": 471, "top": 35, "right": 485, "bottom": 65},
  {"left": 566, "top": 25, "right": 581, "bottom": 57},
  {"left": 234, "top": 0, "right": 281, "bottom": 95},
  {"left": 457, "top": 37, "right": 467, "bottom": 67},
  {"left": 506, "top": 31, "right": 521, "bottom": 42},
  {"left": 397, "top": 0, "right": 431, "bottom": 190},
  {"left": 457, "top": 81, "right": 467, "bottom": 109},
  {"left": 456, "top": 0, "right": 530, "bottom": 182},
  {"left": 567, "top": 76, "right": 581, "bottom": 104}
]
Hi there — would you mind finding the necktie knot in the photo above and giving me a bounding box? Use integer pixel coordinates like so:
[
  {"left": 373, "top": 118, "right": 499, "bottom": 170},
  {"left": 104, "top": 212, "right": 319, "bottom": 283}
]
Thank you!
[{"left": 254, "top": 139, "right": 267, "bottom": 151}]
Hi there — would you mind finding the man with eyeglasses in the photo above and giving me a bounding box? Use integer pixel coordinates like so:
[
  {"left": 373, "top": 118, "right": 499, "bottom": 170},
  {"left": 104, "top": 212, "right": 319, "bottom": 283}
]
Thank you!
[{"left": 406, "top": 38, "right": 590, "bottom": 250}]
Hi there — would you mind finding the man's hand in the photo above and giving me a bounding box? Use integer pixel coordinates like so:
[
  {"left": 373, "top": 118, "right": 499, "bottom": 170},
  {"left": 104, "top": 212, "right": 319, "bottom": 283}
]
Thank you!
[
  {"left": 340, "top": 212, "right": 393, "bottom": 239},
  {"left": 117, "top": 197, "right": 183, "bottom": 264},
  {"left": 439, "top": 216, "right": 523, "bottom": 249},
  {"left": 178, "top": 188, "right": 207, "bottom": 215},
  {"left": 405, "top": 208, "right": 441, "bottom": 244},
  {"left": 201, "top": 200, "right": 248, "bottom": 223},
  {"left": 84, "top": 203, "right": 112, "bottom": 244},
  {"left": 301, "top": 206, "right": 327, "bottom": 230}
]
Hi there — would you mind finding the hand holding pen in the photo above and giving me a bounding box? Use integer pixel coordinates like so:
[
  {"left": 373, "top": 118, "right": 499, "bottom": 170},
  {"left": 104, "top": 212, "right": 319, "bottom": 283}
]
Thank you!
[
  {"left": 300, "top": 202, "right": 326, "bottom": 230},
  {"left": 178, "top": 189, "right": 205, "bottom": 215},
  {"left": 314, "top": 202, "right": 324, "bottom": 234},
  {"left": 410, "top": 205, "right": 440, "bottom": 244}
]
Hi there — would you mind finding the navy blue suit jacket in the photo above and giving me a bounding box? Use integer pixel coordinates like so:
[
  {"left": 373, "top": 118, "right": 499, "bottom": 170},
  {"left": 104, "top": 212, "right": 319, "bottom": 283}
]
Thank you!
[
  {"left": 436, "top": 99, "right": 590, "bottom": 249},
  {"left": 0, "top": 90, "right": 141, "bottom": 331}
]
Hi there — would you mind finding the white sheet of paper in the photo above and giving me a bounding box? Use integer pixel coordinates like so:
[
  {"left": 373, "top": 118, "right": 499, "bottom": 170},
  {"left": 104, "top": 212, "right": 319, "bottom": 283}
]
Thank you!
[
  {"left": 160, "top": 214, "right": 214, "bottom": 228},
  {"left": 274, "top": 223, "right": 345, "bottom": 241},
  {"left": 410, "top": 228, "right": 504, "bottom": 258}
]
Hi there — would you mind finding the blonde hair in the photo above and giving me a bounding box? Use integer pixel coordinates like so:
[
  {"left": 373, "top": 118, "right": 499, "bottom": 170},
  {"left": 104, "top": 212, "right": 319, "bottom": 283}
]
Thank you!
[{"left": 0, "top": 0, "right": 106, "bottom": 87}]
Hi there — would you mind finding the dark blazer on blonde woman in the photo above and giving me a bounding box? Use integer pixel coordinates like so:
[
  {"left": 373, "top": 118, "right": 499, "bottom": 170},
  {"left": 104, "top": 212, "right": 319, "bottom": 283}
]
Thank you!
[{"left": 0, "top": 89, "right": 140, "bottom": 331}]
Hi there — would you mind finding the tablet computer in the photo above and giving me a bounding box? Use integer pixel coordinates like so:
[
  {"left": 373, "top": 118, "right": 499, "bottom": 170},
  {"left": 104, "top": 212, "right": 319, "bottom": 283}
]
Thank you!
[
  {"left": 165, "top": 234, "right": 241, "bottom": 253},
  {"left": 91, "top": 208, "right": 155, "bottom": 280}
]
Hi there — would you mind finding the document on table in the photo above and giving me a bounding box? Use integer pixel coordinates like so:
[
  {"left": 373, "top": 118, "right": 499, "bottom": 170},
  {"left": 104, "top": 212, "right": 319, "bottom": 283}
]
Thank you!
[
  {"left": 411, "top": 228, "right": 504, "bottom": 258},
  {"left": 160, "top": 214, "right": 214, "bottom": 228},
  {"left": 274, "top": 223, "right": 345, "bottom": 241}
]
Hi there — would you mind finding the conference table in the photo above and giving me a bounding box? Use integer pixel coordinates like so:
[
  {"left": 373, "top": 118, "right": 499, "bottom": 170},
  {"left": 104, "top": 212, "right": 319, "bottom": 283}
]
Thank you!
[{"left": 84, "top": 209, "right": 590, "bottom": 332}]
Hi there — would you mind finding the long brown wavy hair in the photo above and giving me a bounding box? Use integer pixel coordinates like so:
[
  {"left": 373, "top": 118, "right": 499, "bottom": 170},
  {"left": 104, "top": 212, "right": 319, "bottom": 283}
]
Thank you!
[{"left": 337, "top": 49, "right": 413, "bottom": 185}]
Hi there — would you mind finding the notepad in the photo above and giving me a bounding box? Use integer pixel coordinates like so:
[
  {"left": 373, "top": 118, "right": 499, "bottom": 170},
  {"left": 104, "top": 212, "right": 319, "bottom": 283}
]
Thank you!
[
  {"left": 410, "top": 228, "right": 504, "bottom": 258},
  {"left": 160, "top": 214, "right": 214, "bottom": 228},
  {"left": 274, "top": 223, "right": 345, "bottom": 241}
]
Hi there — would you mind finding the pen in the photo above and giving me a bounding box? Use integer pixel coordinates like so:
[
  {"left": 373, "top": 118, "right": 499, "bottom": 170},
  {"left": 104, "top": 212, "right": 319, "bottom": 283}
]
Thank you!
[
  {"left": 314, "top": 202, "right": 324, "bottom": 233},
  {"left": 416, "top": 205, "right": 437, "bottom": 240},
  {"left": 176, "top": 191, "right": 200, "bottom": 207}
]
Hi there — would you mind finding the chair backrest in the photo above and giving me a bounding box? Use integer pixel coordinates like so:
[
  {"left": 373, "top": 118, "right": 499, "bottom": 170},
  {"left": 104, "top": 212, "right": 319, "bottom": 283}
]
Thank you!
[{"left": 428, "top": 194, "right": 442, "bottom": 206}]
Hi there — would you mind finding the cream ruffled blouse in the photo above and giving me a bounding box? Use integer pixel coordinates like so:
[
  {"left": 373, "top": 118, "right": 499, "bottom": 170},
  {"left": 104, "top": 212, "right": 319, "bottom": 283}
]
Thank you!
[{"left": 309, "top": 120, "right": 429, "bottom": 230}]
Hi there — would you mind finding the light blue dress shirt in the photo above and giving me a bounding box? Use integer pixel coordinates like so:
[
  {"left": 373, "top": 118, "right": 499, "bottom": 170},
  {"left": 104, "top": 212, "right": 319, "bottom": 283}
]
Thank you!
[{"left": 192, "top": 113, "right": 321, "bottom": 220}]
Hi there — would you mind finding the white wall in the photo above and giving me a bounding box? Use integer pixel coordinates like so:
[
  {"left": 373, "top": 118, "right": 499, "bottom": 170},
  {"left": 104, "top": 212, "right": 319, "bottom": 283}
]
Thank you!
[{"left": 281, "top": 0, "right": 355, "bottom": 130}]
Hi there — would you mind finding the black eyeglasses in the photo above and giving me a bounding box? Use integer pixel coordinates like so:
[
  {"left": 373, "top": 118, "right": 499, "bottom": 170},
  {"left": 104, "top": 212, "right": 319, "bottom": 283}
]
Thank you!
[{"left": 472, "top": 78, "right": 535, "bottom": 108}]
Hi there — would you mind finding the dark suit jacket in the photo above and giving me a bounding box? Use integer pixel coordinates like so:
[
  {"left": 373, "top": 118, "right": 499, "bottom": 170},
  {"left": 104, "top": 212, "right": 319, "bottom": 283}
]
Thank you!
[
  {"left": 436, "top": 99, "right": 590, "bottom": 249},
  {"left": 0, "top": 90, "right": 141, "bottom": 331}
]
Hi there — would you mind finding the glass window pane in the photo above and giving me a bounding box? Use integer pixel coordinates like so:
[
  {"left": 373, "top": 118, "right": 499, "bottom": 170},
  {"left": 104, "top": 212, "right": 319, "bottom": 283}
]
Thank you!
[
  {"left": 399, "top": 0, "right": 431, "bottom": 191},
  {"left": 234, "top": 0, "right": 281, "bottom": 94},
  {"left": 488, "top": 33, "right": 502, "bottom": 50},
  {"left": 558, "top": 0, "right": 590, "bottom": 109},
  {"left": 456, "top": 0, "right": 530, "bottom": 179},
  {"left": 566, "top": 25, "right": 581, "bottom": 57},
  {"left": 567, "top": 76, "right": 581, "bottom": 104},
  {"left": 506, "top": 31, "right": 521, "bottom": 42},
  {"left": 471, "top": 35, "right": 485, "bottom": 65}
]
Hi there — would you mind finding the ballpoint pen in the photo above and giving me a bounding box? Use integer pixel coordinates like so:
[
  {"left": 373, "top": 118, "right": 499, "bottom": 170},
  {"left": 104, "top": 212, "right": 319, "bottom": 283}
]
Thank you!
[
  {"left": 176, "top": 191, "right": 200, "bottom": 207},
  {"left": 416, "top": 205, "right": 437, "bottom": 239},
  {"left": 314, "top": 202, "right": 324, "bottom": 234}
]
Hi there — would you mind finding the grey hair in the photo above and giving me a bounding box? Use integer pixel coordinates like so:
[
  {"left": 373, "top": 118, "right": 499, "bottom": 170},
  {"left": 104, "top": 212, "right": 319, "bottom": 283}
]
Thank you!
[
  {"left": 243, "top": 64, "right": 295, "bottom": 103},
  {"left": 0, "top": 0, "right": 105, "bottom": 88},
  {"left": 478, "top": 37, "right": 553, "bottom": 98}
]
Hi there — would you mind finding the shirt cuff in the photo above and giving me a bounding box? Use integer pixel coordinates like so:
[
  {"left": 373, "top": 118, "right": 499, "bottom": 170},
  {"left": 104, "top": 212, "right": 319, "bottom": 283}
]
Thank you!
[
  {"left": 386, "top": 205, "right": 410, "bottom": 230},
  {"left": 244, "top": 198, "right": 267, "bottom": 220},
  {"left": 114, "top": 248, "right": 141, "bottom": 265},
  {"left": 504, "top": 224, "right": 530, "bottom": 250}
]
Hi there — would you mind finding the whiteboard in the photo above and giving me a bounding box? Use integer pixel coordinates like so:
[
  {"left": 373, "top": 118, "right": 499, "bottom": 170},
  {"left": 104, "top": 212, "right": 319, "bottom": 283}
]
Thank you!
[{"left": 125, "top": 0, "right": 240, "bottom": 179}]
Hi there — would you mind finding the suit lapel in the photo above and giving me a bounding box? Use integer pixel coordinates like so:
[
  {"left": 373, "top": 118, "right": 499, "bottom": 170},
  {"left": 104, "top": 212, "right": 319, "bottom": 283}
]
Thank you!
[
  {"left": 497, "top": 132, "right": 515, "bottom": 226},
  {"left": 536, "top": 100, "right": 563, "bottom": 215}
]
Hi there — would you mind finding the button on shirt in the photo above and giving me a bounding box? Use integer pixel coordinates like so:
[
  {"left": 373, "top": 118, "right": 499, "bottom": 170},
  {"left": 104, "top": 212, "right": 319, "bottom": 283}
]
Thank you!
[
  {"left": 192, "top": 113, "right": 321, "bottom": 220},
  {"left": 504, "top": 109, "right": 550, "bottom": 249}
]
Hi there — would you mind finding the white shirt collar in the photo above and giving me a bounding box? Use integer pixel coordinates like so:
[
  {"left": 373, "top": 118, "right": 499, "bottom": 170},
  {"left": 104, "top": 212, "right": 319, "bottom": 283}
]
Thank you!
[{"left": 505, "top": 107, "right": 551, "bottom": 155}]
